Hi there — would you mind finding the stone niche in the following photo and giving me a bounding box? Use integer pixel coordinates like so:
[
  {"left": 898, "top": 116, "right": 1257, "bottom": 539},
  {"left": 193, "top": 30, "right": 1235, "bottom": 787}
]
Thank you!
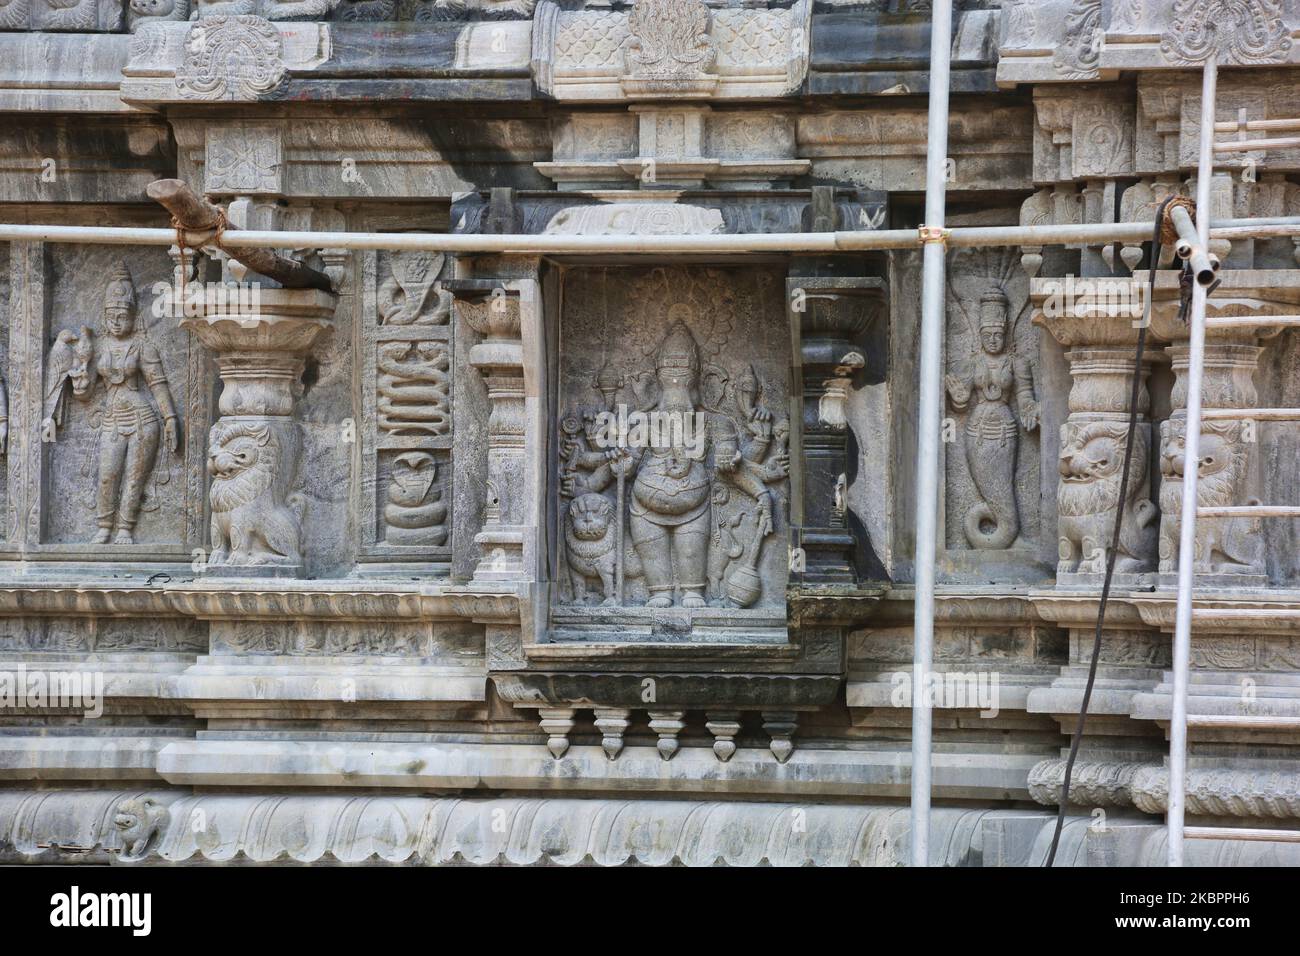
[{"left": 551, "top": 264, "right": 791, "bottom": 642}]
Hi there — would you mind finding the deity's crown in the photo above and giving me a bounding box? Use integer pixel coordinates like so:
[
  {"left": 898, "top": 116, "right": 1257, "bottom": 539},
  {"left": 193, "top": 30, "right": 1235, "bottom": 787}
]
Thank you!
[
  {"left": 104, "top": 262, "right": 136, "bottom": 312},
  {"left": 655, "top": 320, "right": 699, "bottom": 373},
  {"left": 979, "top": 286, "right": 1009, "bottom": 328}
]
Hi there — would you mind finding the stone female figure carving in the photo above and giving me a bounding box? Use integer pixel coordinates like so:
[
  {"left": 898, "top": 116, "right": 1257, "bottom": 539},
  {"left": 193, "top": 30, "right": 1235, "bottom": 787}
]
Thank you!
[
  {"left": 945, "top": 286, "right": 1039, "bottom": 550},
  {"left": 43, "top": 264, "right": 180, "bottom": 545}
]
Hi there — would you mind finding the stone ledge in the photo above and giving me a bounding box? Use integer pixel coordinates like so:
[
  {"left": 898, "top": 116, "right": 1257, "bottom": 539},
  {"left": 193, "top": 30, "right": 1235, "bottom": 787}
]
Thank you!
[{"left": 153, "top": 737, "right": 1043, "bottom": 800}]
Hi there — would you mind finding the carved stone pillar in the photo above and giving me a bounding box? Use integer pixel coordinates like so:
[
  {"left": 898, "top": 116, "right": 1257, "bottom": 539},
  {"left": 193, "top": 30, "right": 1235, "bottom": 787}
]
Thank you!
[
  {"left": 788, "top": 274, "right": 887, "bottom": 585},
  {"left": 1033, "top": 302, "right": 1159, "bottom": 587},
  {"left": 182, "top": 288, "right": 334, "bottom": 578},
  {"left": 448, "top": 280, "right": 530, "bottom": 582},
  {"left": 1147, "top": 272, "right": 1281, "bottom": 588}
]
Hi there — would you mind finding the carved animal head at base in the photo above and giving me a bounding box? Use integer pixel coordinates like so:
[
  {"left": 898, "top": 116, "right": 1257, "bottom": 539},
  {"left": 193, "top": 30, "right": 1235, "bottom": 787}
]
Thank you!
[
  {"left": 1160, "top": 418, "right": 1250, "bottom": 508},
  {"left": 208, "top": 422, "right": 279, "bottom": 513},
  {"left": 568, "top": 493, "right": 613, "bottom": 542}
]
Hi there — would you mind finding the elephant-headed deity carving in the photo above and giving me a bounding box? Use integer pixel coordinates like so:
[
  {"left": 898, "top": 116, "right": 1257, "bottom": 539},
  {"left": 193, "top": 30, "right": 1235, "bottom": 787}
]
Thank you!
[
  {"left": 1158, "top": 417, "right": 1263, "bottom": 575},
  {"left": 207, "top": 419, "right": 305, "bottom": 567},
  {"left": 43, "top": 263, "right": 180, "bottom": 545},
  {"left": 945, "top": 259, "right": 1039, "bottom": 550},
  {"left": 558, "top": 315, "right": 789, "bottom": 610},
  {"left": 1057, "top": 418, "right": 1158, "bottom": 575}
]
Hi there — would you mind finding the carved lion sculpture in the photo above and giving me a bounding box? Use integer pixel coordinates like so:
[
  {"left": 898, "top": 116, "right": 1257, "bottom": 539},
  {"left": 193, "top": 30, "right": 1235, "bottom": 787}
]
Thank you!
[
  {"left": 564, "top": 493, "right": 642, "bottom": 606},
  {"left": 1158, "top": 418, "right": 1262, "bottom": 574},
  {"left": 1057, "top": 419, "right": 1158, "bottom": 574},
  {"left": 208, "top": 421, "right": 304, "bottom": 566},
  {"left": 114, "top": 796, "right": 170, "bottom": 862}
]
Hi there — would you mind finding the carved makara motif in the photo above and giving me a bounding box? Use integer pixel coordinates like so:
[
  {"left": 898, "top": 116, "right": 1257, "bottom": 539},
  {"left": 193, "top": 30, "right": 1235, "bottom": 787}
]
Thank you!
[
  {"left": 1160, "top": 0, "right": 1291, "bottom": 66},
  {"left": 1158, "top": 417, "right": 1263, "bottom": 575},
  {"left": 382, "top": 451, "right": 448, "bottom": 547},
  {"left": 207, "top": 419, "right": 305, "bottom": 567},
  {"left": 378, "top": 252, "right": 449, "bottom": 326},
  {"left": 946, "top": 257, "right": 1039, "bottom": 551},
  {"left": 176, "top": 16, "right": 288, "bottom": 102},
  {"left": 1057, "top": 419, "right": 1158, "bottom": 574},
  {"left": 376, "top": 341, "right": 451, "bottom": 437},
  {"left": 558, "top": 316, "right": 788, "bottom": 610},
  {"left": 42, "top": 264, "right": 180, "bottom": 545}
]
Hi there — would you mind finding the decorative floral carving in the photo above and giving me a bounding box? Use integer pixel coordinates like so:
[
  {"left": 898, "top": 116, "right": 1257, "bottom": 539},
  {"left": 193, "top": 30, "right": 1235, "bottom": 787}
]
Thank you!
[
  {"left": 1160, "top": 0, "right": 1292, "bottom": 66},
  {"left": 1052, "top": 0, "right": 1102, "bottom": 80},
  {"left": 624, "top": 0, "right": 715, "bottom": 78},
  {"left": 176, "top": 16, "right": 288, "bottom": 102}
]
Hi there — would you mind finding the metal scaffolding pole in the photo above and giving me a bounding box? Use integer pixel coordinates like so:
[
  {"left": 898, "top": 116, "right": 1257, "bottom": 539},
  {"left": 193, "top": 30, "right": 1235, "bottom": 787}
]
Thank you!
[
  {"left": 0, "top": 219, "right": 1297, "bottom": 256},
  {"left": 1168, "top": 56, "right": 1219, "bottom": 868},
  {"left": 909, "top": 0, "right": 954, "bottom": 869}
]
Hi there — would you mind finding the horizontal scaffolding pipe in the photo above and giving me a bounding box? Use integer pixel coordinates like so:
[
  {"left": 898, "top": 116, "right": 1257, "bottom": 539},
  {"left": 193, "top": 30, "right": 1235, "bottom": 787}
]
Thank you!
[
  {"left": 1185, "top": 826, "right": 1300, "bottom": 843},
  {"left": 1186, "top": 715, "right": 1300, "bottom": 730},
  {"left": 1215, "top": 136, "right": 1300, "bottom": 153},
  {"left": 1215, "top": 117, "right": 1300, "bottom": 133},
  {"left": 1197, "top": 505, "right": 1300, "bottom": 517},
  {"left": 1, "top": 217, "right": 1299, "bottom": 256},
  {"left": 1207, "top": 315, "right": 1300, "bottom": 329},
  {"left": 1191, "top": 608, "right": 1300, "bottom": 620},
  {"left": 1202, "top": 408, "right": 1300, "bottom": 420}
]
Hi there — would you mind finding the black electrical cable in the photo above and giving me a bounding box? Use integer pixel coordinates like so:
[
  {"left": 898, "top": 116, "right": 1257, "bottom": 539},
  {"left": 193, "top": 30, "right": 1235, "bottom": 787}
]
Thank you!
[{"left": 1044, "top": 196, "right": 1182, "bottom": 866}]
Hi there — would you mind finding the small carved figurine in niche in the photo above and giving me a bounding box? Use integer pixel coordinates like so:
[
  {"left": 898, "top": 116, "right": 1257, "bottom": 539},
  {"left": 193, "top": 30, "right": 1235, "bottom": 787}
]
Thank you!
[
  {"left": 946, "top": 286, "right": 1039, "bottom": 549},
  {"left": 1158, "top": 418, "right": 1262, "bottom": 574},
  {"left": 1057, "top": 419, "right": 1157, "bottom": 574},
  {"left": 43, "top": 264, "right": 180, "bottom": 545},
  {"left": 383, "top": 451, "right": 448, "bottom": 546},
  {"left": 376, "top": 341, "right": 451, "bottom": 437},
  {"left": 559, "top": 319, "right": 788, "bottom": 609},
  {"left": 378, "top": 252, "right": 449, "bottom": 325}
]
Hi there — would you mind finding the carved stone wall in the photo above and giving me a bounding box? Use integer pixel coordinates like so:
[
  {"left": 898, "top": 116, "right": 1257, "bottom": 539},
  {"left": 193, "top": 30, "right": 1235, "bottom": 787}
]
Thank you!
[{"left": 2, "top": 0, "right": 1300, "bottom": 868}]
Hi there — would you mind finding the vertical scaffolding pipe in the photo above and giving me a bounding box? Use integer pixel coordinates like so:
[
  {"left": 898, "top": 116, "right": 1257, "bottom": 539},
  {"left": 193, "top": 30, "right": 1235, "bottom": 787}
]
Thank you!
[
  {"left": 909, "top": 0, "right": 954, "bottom": 868},
  {"left": 1168, "top": 56, "right": 1218, "bottom": 868}
]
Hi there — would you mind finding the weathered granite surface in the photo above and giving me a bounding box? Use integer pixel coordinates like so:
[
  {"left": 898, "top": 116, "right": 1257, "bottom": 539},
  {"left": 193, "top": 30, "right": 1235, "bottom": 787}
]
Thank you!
[{"left": 1, "top": 0, "right": 1299, "bottom": 866}]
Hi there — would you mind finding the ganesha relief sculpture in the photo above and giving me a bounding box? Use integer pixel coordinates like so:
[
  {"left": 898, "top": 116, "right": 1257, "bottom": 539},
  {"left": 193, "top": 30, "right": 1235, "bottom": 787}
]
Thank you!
[
  {"left": 42, "top": 264, "right": 180, "bottom": 545},
  {"left": 558, "top": 317, "right": 788, "bottom": 610}
]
